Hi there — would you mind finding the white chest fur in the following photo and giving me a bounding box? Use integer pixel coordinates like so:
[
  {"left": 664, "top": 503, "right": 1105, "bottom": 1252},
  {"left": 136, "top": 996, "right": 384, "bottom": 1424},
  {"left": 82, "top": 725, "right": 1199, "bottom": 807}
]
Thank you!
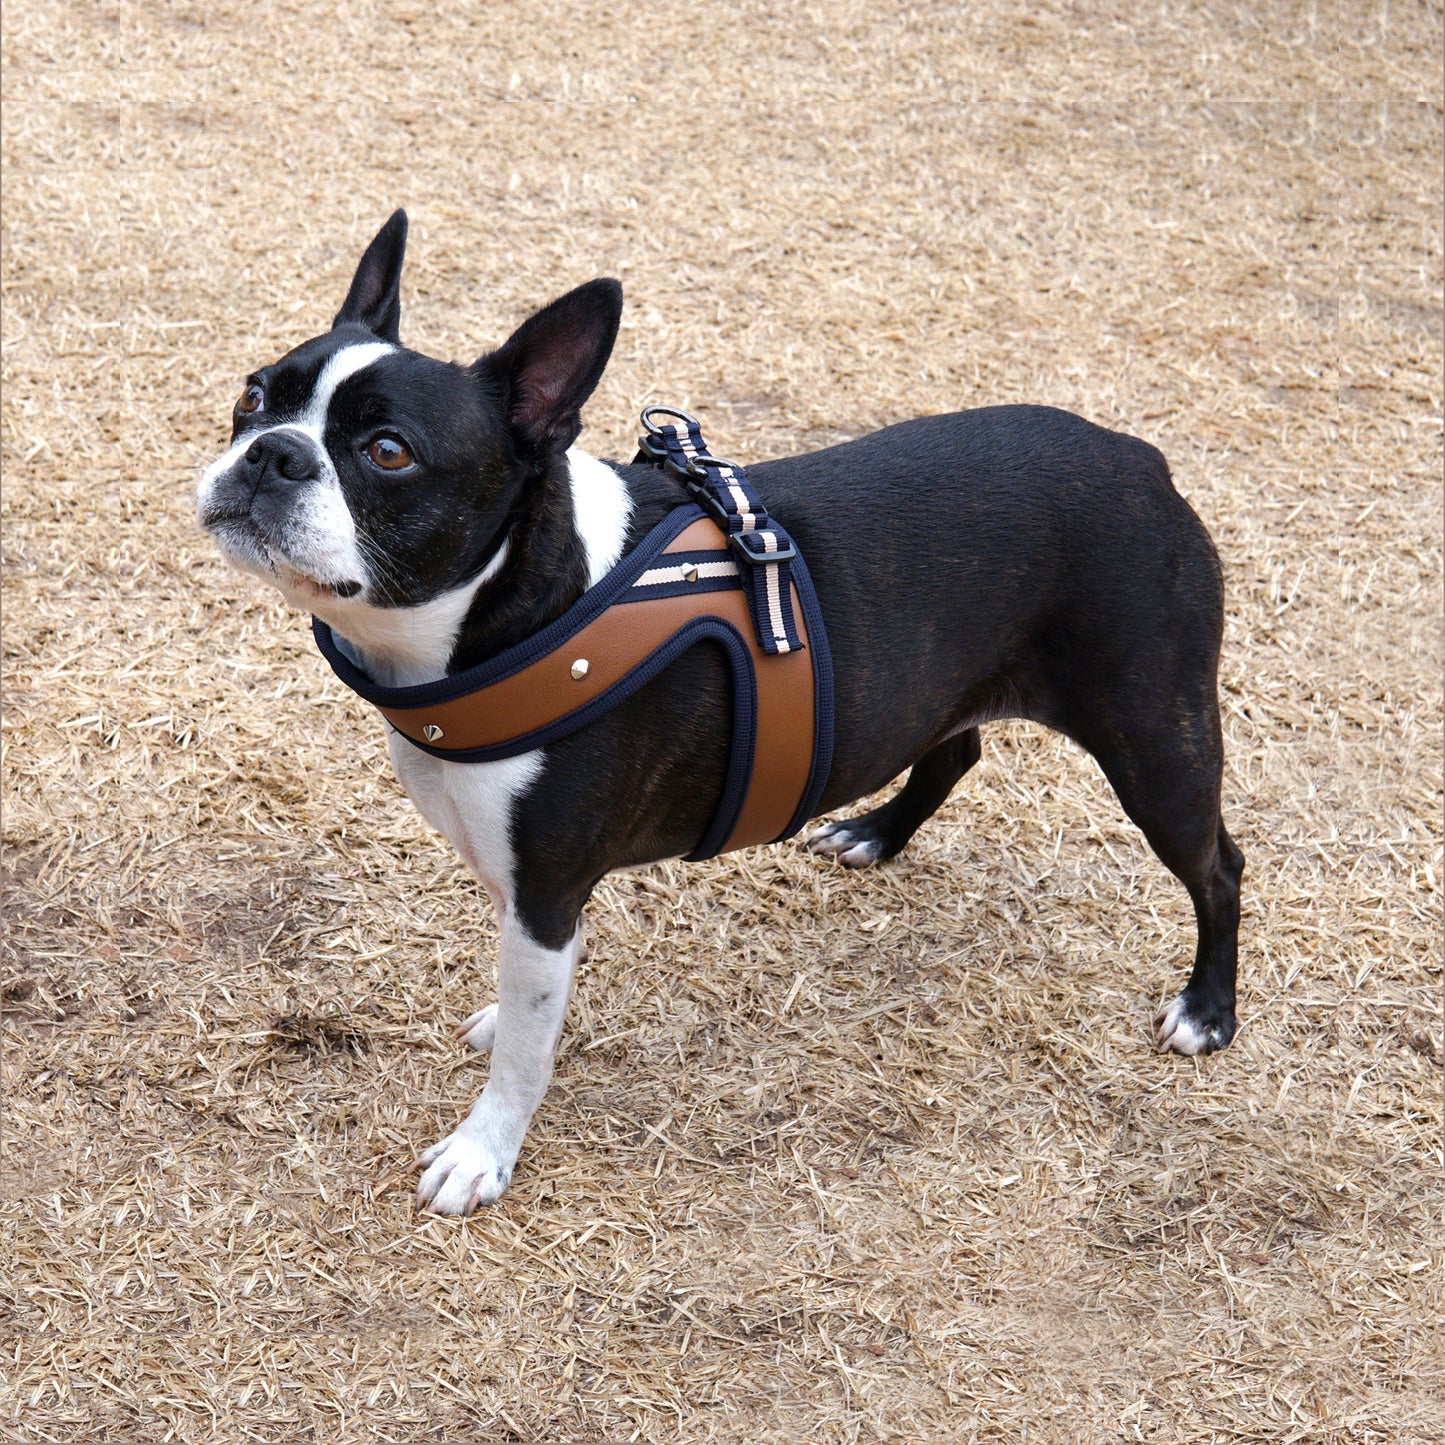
[{"left": 388, "top": 737, "right": 542, "bottom": 914}]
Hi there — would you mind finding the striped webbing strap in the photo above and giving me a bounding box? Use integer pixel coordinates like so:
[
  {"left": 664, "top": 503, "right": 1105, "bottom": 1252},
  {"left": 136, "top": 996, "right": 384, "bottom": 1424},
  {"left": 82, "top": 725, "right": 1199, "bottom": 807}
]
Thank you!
[{"left": 637, "top": 409, "right": 803, "bottom": 657}]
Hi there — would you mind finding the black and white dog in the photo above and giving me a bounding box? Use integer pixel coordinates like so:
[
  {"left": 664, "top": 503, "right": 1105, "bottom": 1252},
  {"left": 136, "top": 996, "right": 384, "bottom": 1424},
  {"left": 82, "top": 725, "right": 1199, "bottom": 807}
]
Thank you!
[{"left": 198, "top": 212, "right": 1244, "bottom": 1215}]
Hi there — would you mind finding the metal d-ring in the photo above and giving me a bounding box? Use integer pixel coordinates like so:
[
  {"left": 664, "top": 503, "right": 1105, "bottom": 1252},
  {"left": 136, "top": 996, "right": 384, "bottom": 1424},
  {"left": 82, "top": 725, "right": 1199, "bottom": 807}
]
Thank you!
[
  {"left": 640, "top": 404, "right": 701, "bottom": 437},
  {"left": 684, "top": 451, "right": 736, "bottom": 477}
]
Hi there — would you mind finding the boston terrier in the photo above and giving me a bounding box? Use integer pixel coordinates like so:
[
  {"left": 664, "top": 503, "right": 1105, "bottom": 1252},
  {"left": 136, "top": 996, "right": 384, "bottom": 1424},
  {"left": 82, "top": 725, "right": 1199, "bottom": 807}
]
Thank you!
[{"left": 197, "top": 211, "right": 1244, "bottom": 1215}]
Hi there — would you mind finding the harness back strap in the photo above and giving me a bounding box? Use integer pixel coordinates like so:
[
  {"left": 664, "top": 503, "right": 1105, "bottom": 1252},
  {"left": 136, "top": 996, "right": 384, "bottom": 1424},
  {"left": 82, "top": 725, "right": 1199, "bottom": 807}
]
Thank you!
[{"left": 637, "top": 413, "right": 803, "bottom": 656}]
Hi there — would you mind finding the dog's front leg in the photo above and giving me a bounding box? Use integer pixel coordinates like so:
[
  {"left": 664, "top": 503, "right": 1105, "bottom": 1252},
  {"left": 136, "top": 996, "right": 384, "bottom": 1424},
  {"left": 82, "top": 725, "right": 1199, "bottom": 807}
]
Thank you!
[{"left": 415, "top": 910, "right": 579, "bottom": 1214}]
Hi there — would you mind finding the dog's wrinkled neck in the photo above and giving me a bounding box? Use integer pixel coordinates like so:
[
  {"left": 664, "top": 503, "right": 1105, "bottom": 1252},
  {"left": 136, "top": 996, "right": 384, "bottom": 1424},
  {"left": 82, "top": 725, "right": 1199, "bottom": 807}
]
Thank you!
[
  {"left": 317, "top": 449, "right": 682, "bottom": 689},
  {"left": 441, "top": 448, "right": 609, "bottom": 677}
]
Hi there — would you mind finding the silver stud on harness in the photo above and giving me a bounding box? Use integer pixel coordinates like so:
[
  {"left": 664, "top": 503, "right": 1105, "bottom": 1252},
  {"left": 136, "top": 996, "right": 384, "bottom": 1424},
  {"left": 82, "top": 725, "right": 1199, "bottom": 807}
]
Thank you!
[
  {"left": 570, "top": 658, "right": 590, "bottom": 680},
  {"left": 423, "top": 723, "right": 444, "bottom": 741}
]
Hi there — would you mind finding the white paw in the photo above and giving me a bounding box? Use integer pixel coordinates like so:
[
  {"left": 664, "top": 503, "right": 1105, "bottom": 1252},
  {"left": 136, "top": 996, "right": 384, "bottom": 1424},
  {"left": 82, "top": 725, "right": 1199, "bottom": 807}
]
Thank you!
[
  {"left": 1155, "top": 994, "right": 1231, "bottom": 1055},
  {"left": 453, "top": 1004, "right": 497, "bottom": 1054},
  {"left": 414, "top": 1129, "right": 512, "bottom": 1214},
  {"left": 806, "top": 821, "right": 884, "bottom": 868}
]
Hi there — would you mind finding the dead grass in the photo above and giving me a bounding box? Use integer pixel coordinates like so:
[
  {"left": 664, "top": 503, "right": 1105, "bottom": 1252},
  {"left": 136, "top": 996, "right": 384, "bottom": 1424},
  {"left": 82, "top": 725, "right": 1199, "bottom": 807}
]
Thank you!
[{"left": 2, "top": 5, "right": 1443, "bottom": 1442}]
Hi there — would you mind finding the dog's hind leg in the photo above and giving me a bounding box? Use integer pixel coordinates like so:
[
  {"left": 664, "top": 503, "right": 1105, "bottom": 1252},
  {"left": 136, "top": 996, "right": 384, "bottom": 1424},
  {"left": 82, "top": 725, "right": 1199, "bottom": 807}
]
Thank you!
[
  {"left": 1077, "top": 703, "right": 1244, "bottom": 1055},
  {"left": 1152, "top": 814, "right": 1244, "bottom": 1055},
  {"left": 808, "top": 727, "right": 982, "bottom": 868}
]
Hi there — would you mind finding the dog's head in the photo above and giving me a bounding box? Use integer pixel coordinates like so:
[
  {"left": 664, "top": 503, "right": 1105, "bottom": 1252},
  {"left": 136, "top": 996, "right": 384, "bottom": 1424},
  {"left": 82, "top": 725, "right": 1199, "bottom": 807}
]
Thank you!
[{"left": 197, "top": 210, "right": 623, "bottom": 618}]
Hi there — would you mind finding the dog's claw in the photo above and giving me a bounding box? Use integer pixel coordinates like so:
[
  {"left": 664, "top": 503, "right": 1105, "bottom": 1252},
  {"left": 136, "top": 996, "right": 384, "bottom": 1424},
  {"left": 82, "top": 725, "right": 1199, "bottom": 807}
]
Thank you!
[{"left": 415, "top": 1129, "right": 513, "bottom": 1214}]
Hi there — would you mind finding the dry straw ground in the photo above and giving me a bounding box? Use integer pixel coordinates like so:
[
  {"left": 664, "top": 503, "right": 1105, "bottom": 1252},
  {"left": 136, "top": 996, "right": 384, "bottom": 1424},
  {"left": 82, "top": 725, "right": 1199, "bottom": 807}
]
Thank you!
[{"left": 3, "top": 4, "right": 1443, "bottom": 1442}]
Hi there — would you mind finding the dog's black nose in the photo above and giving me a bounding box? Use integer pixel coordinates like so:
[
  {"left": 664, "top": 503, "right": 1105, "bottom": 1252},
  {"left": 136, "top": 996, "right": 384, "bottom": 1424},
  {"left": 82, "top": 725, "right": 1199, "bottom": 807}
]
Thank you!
[{"left": 243, "top": 429, "right": 322, "bottom": 488}]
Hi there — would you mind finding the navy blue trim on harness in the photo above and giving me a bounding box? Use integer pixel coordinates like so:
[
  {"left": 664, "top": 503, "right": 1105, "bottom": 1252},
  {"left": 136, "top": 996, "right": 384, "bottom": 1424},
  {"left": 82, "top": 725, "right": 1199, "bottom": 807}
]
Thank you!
[
  {"left": 780, "top": 545, "right": 835, "bottom": 843},
  {"left": 312, "top": 424, "right": 835, "bottom": 859}
]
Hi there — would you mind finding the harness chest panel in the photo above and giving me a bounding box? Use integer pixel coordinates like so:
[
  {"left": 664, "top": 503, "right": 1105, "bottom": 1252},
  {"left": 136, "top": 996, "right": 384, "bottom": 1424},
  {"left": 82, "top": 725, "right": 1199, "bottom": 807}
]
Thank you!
[{"left": 313, "top": 502, "right": 834, "bottom": 861}]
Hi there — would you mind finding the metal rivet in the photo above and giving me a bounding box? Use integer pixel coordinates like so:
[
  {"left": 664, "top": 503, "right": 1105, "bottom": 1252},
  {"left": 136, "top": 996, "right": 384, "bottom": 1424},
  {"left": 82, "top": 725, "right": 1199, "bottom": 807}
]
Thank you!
[
  {"left": 570, "top": 658, "right": 590, "bottom": 680},
  {"left": 683, "top": 564, "right": 701, "bottom": 583},
  {"left": 423, "top": 723, "right": 444, "bottom": 742}
]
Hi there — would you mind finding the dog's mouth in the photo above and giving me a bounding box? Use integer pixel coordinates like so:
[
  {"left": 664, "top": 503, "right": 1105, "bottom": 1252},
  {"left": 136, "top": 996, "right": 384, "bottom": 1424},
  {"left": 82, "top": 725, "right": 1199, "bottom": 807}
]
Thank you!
[{"left": 204, "top": 512, "right": 364, "bottom": 600}]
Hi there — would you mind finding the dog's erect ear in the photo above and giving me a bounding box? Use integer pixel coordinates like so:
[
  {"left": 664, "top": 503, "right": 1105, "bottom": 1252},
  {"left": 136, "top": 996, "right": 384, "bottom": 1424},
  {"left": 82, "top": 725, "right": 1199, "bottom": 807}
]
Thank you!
[
  {"left": 332, "top": 210, "right": 408, "bottom": 342},
  {"left": 477, "top": 279, "right": 623, "bottom": 457}
]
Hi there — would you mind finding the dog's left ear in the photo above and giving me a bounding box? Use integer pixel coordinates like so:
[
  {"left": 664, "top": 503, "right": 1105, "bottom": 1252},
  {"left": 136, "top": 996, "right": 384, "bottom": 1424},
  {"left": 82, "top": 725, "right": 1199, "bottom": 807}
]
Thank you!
[
  {"left": 332, "top": 209, "right": 408, "bottom": 342},
  {"left": 477, "top": 279, "right": 623, "bottom": 457}
]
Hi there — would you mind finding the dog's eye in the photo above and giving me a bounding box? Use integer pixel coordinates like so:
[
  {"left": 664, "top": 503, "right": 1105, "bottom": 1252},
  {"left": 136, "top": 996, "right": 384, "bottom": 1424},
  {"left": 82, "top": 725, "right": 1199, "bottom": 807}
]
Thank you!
[
  {"left": 235, "top": 383, "right": 264, "bottom": 415},
  {"left": 366, "top": 436, "right": 414, "bottom": 471}
]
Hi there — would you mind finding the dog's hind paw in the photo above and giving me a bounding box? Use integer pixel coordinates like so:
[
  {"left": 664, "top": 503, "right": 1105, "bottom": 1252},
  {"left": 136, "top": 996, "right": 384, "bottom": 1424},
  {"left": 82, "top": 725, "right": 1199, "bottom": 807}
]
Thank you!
[
  {"left": 806, "top": 820, "right": 887, "bottom": 869},
  {"left": 414, "top": 1130, "right": 512, "bottom": 1214},
  {"left": 454, "top": 1004, "right": 497, "bottom": 1054},
  {"left": 1155, "top": 993, "right": 1236, "bottom": 1055}
]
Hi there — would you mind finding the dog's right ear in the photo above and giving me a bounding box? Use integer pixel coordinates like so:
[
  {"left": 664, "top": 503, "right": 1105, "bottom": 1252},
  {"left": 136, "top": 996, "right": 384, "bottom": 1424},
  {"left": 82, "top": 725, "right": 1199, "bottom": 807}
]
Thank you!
[{"left": 332, "top": 210, "right": 407, "bottom": 342}]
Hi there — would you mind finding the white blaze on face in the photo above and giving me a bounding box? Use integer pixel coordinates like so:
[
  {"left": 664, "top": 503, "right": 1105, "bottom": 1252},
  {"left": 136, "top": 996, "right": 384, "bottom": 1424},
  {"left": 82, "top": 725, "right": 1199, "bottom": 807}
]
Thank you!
[
  {"left": 200, "top": 370, "right": 639, "bottom": 695},
  {"left": 196, "top": 341, "right": 394, "bottom": 594}
]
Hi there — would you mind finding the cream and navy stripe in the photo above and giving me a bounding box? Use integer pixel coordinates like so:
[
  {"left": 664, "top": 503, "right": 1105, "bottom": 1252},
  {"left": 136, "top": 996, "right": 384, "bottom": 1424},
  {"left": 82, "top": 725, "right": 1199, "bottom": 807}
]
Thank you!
[
  {"left": 646, "top": 418, "right": 804, "bottom": 655},
  {"left": 633, "top": 553, "right": 738, "bottom": 591}
]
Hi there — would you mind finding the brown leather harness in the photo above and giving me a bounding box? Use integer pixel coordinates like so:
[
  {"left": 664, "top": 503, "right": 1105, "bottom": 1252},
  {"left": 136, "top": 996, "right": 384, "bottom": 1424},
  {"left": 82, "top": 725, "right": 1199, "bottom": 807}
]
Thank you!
[{"left": 313, "top": 409, "right": 834, "bottom": 860}]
